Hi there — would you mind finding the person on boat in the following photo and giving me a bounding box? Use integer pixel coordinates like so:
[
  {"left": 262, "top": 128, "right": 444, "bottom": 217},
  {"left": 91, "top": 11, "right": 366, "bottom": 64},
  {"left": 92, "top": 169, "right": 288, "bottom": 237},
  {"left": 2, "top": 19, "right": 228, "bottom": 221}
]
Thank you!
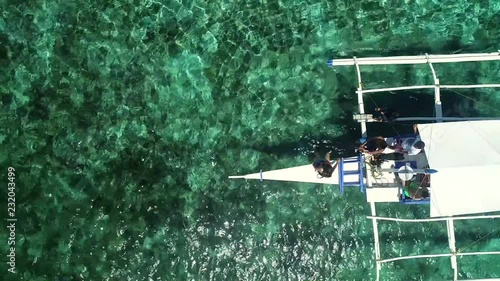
[
  {"left": 390, "top": 125, "right": 425, "bottom": 155},
  {"left": 399, "top": 138, "right": 425, "bottom": 155},
  {"left": 374, "top": 107, "right": 399, "bottom": 123},
  {"left": 358, "top": 136, "right": 388, "bottom": 155},
  {"left": 312, "top": 151, "right": 338, "bottom": 178},
  {"left": 404, "top": 182, "right": 430, "bottom": 200}
]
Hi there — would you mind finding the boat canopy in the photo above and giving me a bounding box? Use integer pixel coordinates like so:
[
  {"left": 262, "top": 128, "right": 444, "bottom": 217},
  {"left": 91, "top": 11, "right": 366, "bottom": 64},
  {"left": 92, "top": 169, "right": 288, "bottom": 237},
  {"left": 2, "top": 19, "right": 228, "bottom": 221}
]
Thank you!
[{"left": 417, "top": 120, "right": 500, "bottom": 217}]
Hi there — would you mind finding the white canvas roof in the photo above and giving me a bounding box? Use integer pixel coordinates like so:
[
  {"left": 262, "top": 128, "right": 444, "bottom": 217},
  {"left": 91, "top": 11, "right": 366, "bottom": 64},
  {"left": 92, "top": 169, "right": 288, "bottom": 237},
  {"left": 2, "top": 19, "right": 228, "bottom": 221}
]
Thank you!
[{"left": 417, "top": 120, "right": 500, "bottom": 217}]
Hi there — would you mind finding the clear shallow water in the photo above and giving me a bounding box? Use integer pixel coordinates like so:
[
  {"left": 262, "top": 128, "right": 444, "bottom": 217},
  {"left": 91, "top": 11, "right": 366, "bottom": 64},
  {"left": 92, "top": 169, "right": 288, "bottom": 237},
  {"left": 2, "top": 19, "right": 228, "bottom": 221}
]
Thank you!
[{"left": 1, "top": 0, "right": 500, "bottom": 280}]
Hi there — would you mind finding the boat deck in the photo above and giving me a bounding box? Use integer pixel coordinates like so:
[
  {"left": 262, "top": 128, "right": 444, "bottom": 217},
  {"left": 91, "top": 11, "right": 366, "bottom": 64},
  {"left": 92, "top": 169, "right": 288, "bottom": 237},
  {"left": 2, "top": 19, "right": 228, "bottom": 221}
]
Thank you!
[{"left": 364, "top": 137, "right": 430, "bottom": 203}]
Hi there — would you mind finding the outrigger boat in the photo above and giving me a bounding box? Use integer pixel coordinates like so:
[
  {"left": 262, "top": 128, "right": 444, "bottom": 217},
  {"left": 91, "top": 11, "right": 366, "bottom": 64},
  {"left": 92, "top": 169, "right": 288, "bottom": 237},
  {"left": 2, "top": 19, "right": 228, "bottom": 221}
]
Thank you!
[{"left": 229, "top": 52, "right": 500, "bottom": 281}]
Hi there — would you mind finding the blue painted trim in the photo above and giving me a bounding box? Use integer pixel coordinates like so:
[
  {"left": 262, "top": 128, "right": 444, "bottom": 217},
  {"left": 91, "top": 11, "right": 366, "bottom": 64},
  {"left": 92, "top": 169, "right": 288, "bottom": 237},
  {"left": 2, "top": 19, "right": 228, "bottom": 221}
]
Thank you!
[
  {"left": 400, "top": 198, "right": 430, "bottom": 205},
  {"left": 259, "top": 170, "right": 263, "bottom": 182},
  {"left": 338, "top": 155, "right": 365, "bottom": 194},
  {"left": 339, "top": 158, "right": 344, "bottom": 194},
  {"left": 394, "top": 161, "right": 417, "bottom": 169},
  {"left": 358, "top": 153, "right": 365, "bottom": 193},
  {"left": 327, "top": 60, "right": 333, "bottom": 67},
  {"left": 344, "top": 182, "right": 359, "bottom": 186},
  {"left": 400, "top": 187, "right": 430, "bottom": 204}
]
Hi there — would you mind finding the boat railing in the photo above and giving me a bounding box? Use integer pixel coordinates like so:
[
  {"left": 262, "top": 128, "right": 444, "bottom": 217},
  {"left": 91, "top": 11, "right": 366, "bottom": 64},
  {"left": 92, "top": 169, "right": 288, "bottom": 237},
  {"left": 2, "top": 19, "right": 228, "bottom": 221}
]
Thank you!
[
  {"left": 328, "top": 52, "right": 500, "bottom": 66},
  {"left": 338, "top": 153, "right": 366, "bottom": 194},
  {"left": 367, "top": 214, "right": 500, "bottom": 281},
  {"left": 356, "top": 84, "right": 500, "bottom": 94},
  {"left": 328, "top": 51, "right": 500, "bottom": 138}
]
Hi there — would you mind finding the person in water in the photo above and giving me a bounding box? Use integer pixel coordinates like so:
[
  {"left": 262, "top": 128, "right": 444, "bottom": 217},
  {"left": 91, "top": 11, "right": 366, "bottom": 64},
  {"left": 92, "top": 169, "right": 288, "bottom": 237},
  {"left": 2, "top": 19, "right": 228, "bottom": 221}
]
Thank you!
[
  {"left": 374, "top": 107, "right": 399, "bottom": 123},
  {"left": 312, "top": 151, "right": 338, "bottom": 178}
]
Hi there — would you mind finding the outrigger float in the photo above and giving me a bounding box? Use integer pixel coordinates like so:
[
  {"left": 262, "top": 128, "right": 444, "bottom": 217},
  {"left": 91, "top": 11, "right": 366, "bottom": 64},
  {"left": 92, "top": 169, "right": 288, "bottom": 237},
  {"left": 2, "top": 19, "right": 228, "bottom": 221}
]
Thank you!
[{"left": 229, "top": 52, "right": 500, "bottom": 281}]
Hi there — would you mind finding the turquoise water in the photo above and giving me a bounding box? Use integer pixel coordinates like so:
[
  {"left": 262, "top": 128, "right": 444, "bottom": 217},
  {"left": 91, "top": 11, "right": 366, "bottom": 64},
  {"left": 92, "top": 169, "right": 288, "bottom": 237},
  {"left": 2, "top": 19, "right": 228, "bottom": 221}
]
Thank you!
[{"left": 1, "top": 0, "right": 500, "bottom": 280}]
